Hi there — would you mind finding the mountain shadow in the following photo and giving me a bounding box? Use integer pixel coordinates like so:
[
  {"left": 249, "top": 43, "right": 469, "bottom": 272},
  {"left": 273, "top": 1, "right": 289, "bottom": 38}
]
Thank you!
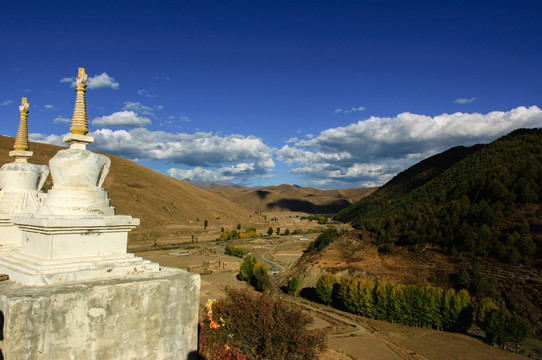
[{"left": 268, "top": 198, "right": 352, "bottom": 214}]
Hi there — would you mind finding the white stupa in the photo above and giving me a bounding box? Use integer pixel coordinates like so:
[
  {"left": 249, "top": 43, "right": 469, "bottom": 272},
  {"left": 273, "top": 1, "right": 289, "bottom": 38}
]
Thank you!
[
  {"left": 0, "top": 68, "right": 159, "bottom": 285},
  {"left": 0, "top": 97, "right": 49, "bottom": 255}
]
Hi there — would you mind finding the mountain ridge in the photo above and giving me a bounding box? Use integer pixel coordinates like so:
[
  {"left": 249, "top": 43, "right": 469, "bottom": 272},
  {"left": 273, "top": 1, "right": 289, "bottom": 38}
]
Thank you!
[{"left": 208, "top": 184, "right": 377, "bottom": 214}]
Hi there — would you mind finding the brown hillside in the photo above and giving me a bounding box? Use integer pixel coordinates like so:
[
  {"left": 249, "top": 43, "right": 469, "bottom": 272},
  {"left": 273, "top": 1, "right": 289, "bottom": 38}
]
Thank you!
[
  {"left": 0, "top": 136, "right": 260, "bottom": 250},
  {"left": 286, "top": 228, "right": 542, "bottom": 339},
  {"left": 209, "top": 184, "right": 377, "bottom": 213}
]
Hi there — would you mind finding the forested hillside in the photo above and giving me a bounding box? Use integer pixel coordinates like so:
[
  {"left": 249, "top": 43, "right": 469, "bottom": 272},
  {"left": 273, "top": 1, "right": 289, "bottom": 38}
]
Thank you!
[
  {"left": 336, "top": 128, "right": 542, "bottom": 265},
  {"left": 331, "top": 129, "right": 542, "bottom": 338}
]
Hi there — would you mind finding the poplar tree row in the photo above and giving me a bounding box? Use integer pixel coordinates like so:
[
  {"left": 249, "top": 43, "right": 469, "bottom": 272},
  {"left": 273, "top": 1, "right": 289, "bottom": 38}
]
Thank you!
[{"left": 316, "top": 274, "right": 471, "bottom": 330}]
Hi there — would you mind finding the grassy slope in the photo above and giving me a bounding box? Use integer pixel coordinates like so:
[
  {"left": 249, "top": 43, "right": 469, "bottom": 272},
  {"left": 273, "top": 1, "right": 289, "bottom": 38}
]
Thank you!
[{"left": 0, "top": 136, "right": 257, "bottom": 248}]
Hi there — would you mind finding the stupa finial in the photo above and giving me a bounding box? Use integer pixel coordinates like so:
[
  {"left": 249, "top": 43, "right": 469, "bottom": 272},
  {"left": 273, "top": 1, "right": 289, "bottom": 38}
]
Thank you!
[
  {"left": 10, "top": 97, "right": 33, "bottom": 163},
  {"left": 63, "top": 67, "right": 93, "bottom": 149},
  {"left": 13, "top": 97, "right": 30, "bottom": 151},
  {"left": 70, "top": 67, "right": 89, "bottom": 136}
]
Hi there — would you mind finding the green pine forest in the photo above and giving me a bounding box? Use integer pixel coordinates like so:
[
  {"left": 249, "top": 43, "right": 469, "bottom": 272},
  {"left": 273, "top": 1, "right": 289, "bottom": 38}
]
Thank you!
[{"left": 335, "top": 128, "right": 542, "bottom": 264}]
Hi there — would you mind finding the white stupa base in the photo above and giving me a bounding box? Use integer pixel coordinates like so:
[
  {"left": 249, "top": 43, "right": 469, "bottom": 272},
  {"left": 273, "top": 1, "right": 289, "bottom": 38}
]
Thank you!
[
  {"left": 0, "top": 216, "right": 21, "bottom": 251},
  {"left": 0, "top": 251, "right": 160, "bottom": 285},
  {"left": 36, "top": 187, "right": 114, "bottom": 216},
  {"left": 12, "top": 214, "right": 138, "bottom": 258},
  {"left": 0, "top": 190, "right": 44, "bottom": 214},
  {"left": 0, "top": 213, "right": 159, "bottom": 285}
]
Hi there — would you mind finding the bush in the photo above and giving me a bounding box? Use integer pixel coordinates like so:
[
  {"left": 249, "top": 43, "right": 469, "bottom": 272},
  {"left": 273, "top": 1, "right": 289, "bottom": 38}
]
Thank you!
[
  {"left": 308, "top": 228, "right": 339, "bottom": 251},
  {"left": 238, "top": 257, "right": 270, "bottom": 292},
  {"left": 200, "top": 287, "right": 326, "bottom": 359},
  {"left": 217, "top": 230, "right": 240, "bottom": 241},
  {"left": 288, "top": 276, "right": 301, "bottom": 296},
  {"left": 225, "top": 245, "right": 245, "bottom": 258},
  {"left": 316, "top": 274, "right": 339, "bottom": 305},
  {"left": 239, "top": 228, "right": 258, "bottom": 239},
  {"left": 484, "top": 309, "right": 511, "bottom": 348},
  {"left": 251, "top": 262, "right": 270, "bottom": 292},
  {"left": 480, "top": 307, "right": 531, "bottom": 349},
  {"left": 476, "top": 297, "right": 498, "bottom": 326},
  {"left": 238, "top": 256, "right": 256, "bottom": 282}
]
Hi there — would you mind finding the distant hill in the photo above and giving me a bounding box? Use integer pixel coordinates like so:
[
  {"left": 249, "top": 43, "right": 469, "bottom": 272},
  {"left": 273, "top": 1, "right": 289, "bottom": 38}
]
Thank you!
[
  {"left": 0, "top": 136, "right": 259, "bottom": 250},
  {"left": 208, "top": 184, "right": 377, "bottom": 214},
  {"left": 183, "top": 179, "right": 247, "bottom": 189}
]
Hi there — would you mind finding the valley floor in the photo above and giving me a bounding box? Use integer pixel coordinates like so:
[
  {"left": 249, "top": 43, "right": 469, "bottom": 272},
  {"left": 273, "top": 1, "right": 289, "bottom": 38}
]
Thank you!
[{"left": 137, "top": 236, "right": 538, "bottom": 360}]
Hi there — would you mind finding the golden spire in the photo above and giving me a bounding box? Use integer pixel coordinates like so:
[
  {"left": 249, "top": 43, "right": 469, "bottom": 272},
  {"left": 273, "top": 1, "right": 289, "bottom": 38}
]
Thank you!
[
  {"left": 13, "top": 97, "right": 30, "bottom": 151},
  {"left": 70, "top": 67, "right": 89, "bottom": 135}
]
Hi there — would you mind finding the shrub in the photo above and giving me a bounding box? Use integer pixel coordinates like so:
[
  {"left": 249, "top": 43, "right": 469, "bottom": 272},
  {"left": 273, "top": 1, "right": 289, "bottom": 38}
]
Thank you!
[
  {"left": 476, "top": 297, "right": 498, "bottom": 326},
  {"left": 239, "top": 228, "right": 258, "bottom": 239},
  {"left": 251, "top": 262, "right": 270, "bottom": 292},
  {"left": 308, "top": 228, "right": 339, "bottom": 251},
  {"left": 316, "top": 273, "right": 339, "bottom": 305},
  {"left": 480, "top": 307, "right": 531, "bottom": 349},
  {"left": 288, "top": 276, "right": 301, "bottom": 296},
  {"left": 484, "top": 309, "right": 511, "bottom": 348},
  {"left": 200, "top": 287, "right": 326, "bottom": 359},
  {"left": 238, "top": 257, "right": 270, "bottom": 292},
  {"left": 225, "top": 245, "right": 245, "bottom": 258},
  {"left": 217, "top": 229, "right": 240, "bottom": 241},
  {"left": 238, "top": 256, "right": 256, "bottom": 282}
]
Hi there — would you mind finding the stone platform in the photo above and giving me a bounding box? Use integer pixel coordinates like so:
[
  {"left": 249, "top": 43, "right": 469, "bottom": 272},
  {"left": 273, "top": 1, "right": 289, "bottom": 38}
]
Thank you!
[
  {"left": 0, "top": 267, "right": 200, "bottom": 360},
  {"left": 0, "top": 214, "right": 160, "bottom": 286}
]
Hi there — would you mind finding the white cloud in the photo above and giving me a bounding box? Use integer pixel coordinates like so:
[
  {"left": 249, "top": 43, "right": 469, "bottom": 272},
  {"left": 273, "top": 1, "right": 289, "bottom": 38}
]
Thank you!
[
  {"left": 65, "top": 128, "right": 276, "bottom": 181},
  {"left": 30, "top": 129, "right": 275, "bottom": 179},
  {"left": 29, "top": 133, "right": 64, "bottom": 146},
  {"left": 1, "top": 100, "right": 13, "bottom": 106},
  {"left": 280, "top": 105, "right": 542, "bottom": 188},
  {"left": 180, "top": 116, "right": 191, "bottom": 122},
  {"left": 334, "top": 106, "right": 366, "bottom": 114},
  {"left": 60, "top": 72, "right": 119, "bottom": 89},
  {"left": 454, "top": 97, "right": 476, "bottom": 104},
  {"left": 44, "top": 105, "right": 54, "bottom": 109},
  {"left": 137, "top": 89, "right": 157, "bottom": 98},
  {"left": 167, "top": 167, "right": 220, "bottom": 181},
  {"left": 31, "top": 105, "right": 542, "bottom": 189},
  {"left": 122, "top": 101, "right": 157, "bottom": 117},
  {"left": 53, "top": 116, "right": 70, "bottom": 123},
  {"left": 91, "top": 111, "right": 151, "bottom": 127},
  {"left": 285, "top": 137, "right": 298, "bottom": 143},
  {"left": 87, "top": 73, "right": 119, "bottom": 89},
  {"left": 167, "top": 163, "right": 266, "bottom": 183},
  {"left": 60, "top": 77, "right": 74, "bottom": 84}
]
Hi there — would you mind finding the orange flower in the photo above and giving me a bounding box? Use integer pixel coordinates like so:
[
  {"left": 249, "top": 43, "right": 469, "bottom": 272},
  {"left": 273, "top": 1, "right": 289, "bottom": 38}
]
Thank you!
[{"left": 209, "top": 319, "right": 221, "bottom": 329}]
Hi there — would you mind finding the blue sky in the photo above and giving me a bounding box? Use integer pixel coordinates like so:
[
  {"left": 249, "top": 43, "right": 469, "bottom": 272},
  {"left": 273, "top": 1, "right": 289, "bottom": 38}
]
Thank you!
[{"left": 1, "top": 1, "right": 542, "bottom": 189}]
